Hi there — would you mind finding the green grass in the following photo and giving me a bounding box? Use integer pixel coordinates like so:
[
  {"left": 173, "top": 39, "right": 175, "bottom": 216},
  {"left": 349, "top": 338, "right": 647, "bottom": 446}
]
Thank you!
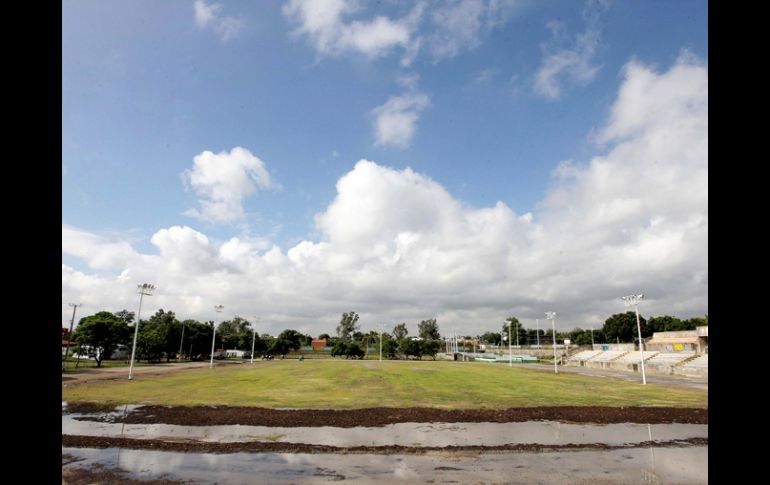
[{"left": 62, "top": 360, "right": 707, "bottom": 409}]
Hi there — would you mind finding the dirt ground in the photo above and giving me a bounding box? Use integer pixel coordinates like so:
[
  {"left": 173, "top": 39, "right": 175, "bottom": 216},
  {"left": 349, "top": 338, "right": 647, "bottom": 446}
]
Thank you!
[
  {"left": 62, "top": 434, "right": 708, "bottom": 455},
  {"left": 70, "top": 404, "right": 708, "bottom": 427},
  {"left": 62, "top": 361, "right": 235, "bottom": 386}
]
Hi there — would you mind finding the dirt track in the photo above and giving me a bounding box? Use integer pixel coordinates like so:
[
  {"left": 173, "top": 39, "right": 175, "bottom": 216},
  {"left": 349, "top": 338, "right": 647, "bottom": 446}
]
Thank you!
[
  {"left": 62, "top": 434, "right": 708, "bottom": 454},
  {"left": 71, "top": 404, "right": 707, "bottom": 426}
]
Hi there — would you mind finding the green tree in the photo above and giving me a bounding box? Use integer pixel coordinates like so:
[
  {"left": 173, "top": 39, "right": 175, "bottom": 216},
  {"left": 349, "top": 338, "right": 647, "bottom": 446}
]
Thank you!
[
  {"left": 72, "top": 311, "right": 131, "bottom": 367},
  {"left": 318, "top": 333, "right": 331, "bottom": 340},
  {"left": 337, "top": 311, "right": 360, "bottom": 340},
  {"left": 602, "top": 312, "right": 648, "bottom": 343},
  {"left": 647, "top": 316, "right": 683, "bottom": 333},
  {"left": 277, "top": 329, "right": 304, "bottom": 351},
  {"left": 418, "top": 318, "right": 440, "bottom": 340},
  {"left": 114, "top": 309, "right": 135, "bottom": 325},
  {"left": 400, "top": 339, "right": 423, "bottom": 359},
  {"left": 502, "top": 317, "right": 524, "bottom": 345},
  {"left": 393, "top": 323, "right": 408, "bottom": 339},
  {"left": 481, "top": 331, "right": 501, "bottom": 345},
  {"left": 382, "top": 338, "right": 399, "bottom": 359},
  {"left": 422, "top": 340, "right": 441, "bottom": 360}
]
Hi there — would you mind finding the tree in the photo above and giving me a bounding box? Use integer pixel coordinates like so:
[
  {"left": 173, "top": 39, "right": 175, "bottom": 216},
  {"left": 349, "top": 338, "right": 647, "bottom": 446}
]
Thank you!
[
  {"left": 382, "top": 338, "right": 399, "bottom": 359},
  {"left": 268, "top": 338, "right": 294, "bottom": 355},
  {"left": 400, "top": 339, "right": 423, "bottom": 359},
  {"left": 114, "top": 309, "right": 135, "bottom": 325},
  {"left": 318, "top": 333, "right": 331, "bottom": 340},
  {"left": 393, "top": 323, "right": 408, "bottom": 339},
  {"left": 502, "top": 317, "right": 524, "bottom": 345},
  {"left": 277, "top": 329, "right": 304, "bottom": 351},
  {"left": 337, "top": 312, "right": 360, "bottom": 340},
  {"left": 330, "top": 340, "right": 364, "bottom": 359},
  {"left": 217, "top": 317, "right": 253, "bottom": 350},
  {"left": 481, "top": 331, "right": 501, "bottom": 346},
  {"left": 422, "top": 340, "right": 441, "bottom": 360},
  {"left": 72, "top": 311, "right": 130, "bottom": 368},
  {"left": 137, "top": 309, "right": 182, "bottom": 362},
  {"left": 602, "top": 312, "right": 648, "bottom": 343},
  {"left": 647, "top": 316, "right": 683, "bottom": 333},
  {"left": 418, "top": 319, "right": 440, "bottom": 340}
]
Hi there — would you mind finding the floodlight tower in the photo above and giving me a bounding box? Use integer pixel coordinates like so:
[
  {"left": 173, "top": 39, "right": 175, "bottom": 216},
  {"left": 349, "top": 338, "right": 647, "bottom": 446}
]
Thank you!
[
  {"left": 545, "top": 312, "right": 557, "bottom": 374},
  {"left": 622, "top": 294, "right": 647, "bottom": 385},
  {"left": 63, "top": 303, "right": 81, "bottom": 372},
  {"left": 251, "top": 316, "right": 259, "bottom": 364},
  {"left": 128, "top": 283, "right": 155, "bottom": 380},
  {"left": 209, "top": 305, "right": 224, "bottom": 369}
]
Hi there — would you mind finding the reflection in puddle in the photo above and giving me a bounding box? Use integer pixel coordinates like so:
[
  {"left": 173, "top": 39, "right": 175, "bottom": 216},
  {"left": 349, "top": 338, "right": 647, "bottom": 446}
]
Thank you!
[
  {"left": 62, "top": 414, "right": 707, "bottom": 447},
  {"left": 62, "top": 446, "right": 708, "bottom": 485}
]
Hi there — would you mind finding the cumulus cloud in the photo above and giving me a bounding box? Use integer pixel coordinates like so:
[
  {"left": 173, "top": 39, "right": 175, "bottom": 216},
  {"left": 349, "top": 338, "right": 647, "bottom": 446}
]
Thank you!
[
  {"left": 371, "top": 93, "right": 431, "bottom": 148},
  {"left": 62, "top": 53, "right": 706, "bottom": 336},
  {"left": 282, "top": 0, "right": 422, "bottom": 59},
  {"left": 183, "top": 147, "right": 277, "bottom": 225},
  {"left": 193, "top": 0, "right": 244, "bottom": 42},
  {"left": 533, "top": 0, "right": 607, "bottom": 100}
]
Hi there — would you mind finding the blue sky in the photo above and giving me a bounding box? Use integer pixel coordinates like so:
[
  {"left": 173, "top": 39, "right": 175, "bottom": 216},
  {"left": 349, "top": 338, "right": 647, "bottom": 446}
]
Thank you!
[{"left": 62, "top": 1, "right": 708, "bottom": 335}]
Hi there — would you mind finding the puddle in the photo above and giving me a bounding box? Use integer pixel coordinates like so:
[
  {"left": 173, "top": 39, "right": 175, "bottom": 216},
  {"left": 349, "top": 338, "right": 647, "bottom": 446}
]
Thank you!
[
  {"left": 63, "top": 412, "right": 707, "bottom": 447},
  {"left": 62, "top": 446, "right": 708, "bottom": 484}
]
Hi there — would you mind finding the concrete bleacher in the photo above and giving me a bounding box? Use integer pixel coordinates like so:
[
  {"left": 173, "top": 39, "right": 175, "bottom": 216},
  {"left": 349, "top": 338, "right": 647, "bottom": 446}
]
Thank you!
[
  {"left": 588, "top": 351, "right": 628, "bottom": 362},
  {"left": 568, "top": 350, "right": 602, "bottom": 363},
  {"left": 673, "top": 354, "right": 708, "bottom": 377},
  {"left": 647, "top": 352, "right": 696, "bottom": 366},
  {"left": 615, "top": 351, "right": 659, "bottom": 364}
]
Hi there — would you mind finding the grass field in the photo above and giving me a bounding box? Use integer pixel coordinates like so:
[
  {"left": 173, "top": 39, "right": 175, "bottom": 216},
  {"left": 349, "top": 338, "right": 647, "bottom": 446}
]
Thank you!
[{"left": 62, "top": 360, "right": 707, "bottom": 409}]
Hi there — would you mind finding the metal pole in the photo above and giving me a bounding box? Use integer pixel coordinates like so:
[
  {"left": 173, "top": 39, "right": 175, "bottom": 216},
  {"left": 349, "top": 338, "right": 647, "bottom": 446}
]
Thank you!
[
  {"left": 210, "top": 305, "right": 223, "bottom": 369},
  {"left": 536, "top": 319, "right": 540, "bottom": 347},
  {"left": 251, "top": 316, "right": 258, "bottom": 364},
  {"left": 129, "top": 283, "right": 155, "bottom": 380},
  {"left": 178, "top": 321, "right": 186, "bottom": 360},
  {"left": 546, "top": 312, "right": 557, "bottom": 374},
  {"left": 634, "top": 301, "right": 647, "bottom": 385},
  {"left": 63, "top": 303, "right": 80, "bottom": 371},
  {"left": 508, "top": 322, "right": 512, "bottom": 368}
]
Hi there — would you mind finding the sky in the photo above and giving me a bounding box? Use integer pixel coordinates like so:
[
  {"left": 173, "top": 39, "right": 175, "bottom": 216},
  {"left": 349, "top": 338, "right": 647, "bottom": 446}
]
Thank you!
[{"left": 62, "top": 0, "right": 708, "bottom": 337}]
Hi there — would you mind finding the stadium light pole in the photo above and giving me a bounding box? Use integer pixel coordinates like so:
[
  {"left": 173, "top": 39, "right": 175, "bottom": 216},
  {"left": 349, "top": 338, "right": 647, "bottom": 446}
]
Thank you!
[
  {"left": 251, "top": 316, "right": 258, "bottom": 364},
  {"left": 546, "top": 312, "right": 557, "bottom": 374},
  {"left": 209, "top": 305, "right": 224, "bottom": 369},
  {"left": 591, "top": 327, "right": 595, "bottom": 347},
  {"left": 505, "top": 321, "right": 512, "bottom": 368},
  {"left": 622, "top": 294, "right": 647, "bottom": 385},
  {"left": 178, "top": 320, "right": 186, "bottom": 361},
  {"left": 128, "top": 283, "right": 155, "bottom": 380},
  {"left": 63, "top": 303, "right": 81, "bottom": 372}
]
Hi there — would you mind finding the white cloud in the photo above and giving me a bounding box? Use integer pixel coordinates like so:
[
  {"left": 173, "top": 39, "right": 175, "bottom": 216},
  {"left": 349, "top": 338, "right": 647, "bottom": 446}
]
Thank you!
[
  {"left": 427, "top": 0, "right": 524, "bottom": 61},
  {"left": 533, "top": 0, "right": 606, "bottom": 100},
  {"left": 193, "top": 0, "right": 244, "bottom": 42},
  {"left": 62, "top": 53, "right": 706, "bottom": 336},
  {"left": 371, "top": 93, "right": 430, "bottom": 148},
  {"left": 282, "top": 0, "right": 421, "bottom": 59},
  {"left": 182, "top": 147, "right": 277, "bottom": 225}
]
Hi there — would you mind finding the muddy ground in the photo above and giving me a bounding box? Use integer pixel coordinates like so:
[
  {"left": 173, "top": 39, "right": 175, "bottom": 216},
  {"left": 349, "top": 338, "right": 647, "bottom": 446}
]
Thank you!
[
  {"left": 62, "top": 434, "right": 708, "bottom": 455},
  {"left": 68, "top": 404, "right": 707, "bottom": 426}
]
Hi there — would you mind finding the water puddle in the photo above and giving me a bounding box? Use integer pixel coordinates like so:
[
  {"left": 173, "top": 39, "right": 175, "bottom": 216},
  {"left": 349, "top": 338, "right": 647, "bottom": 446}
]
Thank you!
[
  {"left": 62, "top": 446, "right": 708, "bottom": 484},
  {"left": 63, "top": 412, "right": 706, "bottom": 447}
]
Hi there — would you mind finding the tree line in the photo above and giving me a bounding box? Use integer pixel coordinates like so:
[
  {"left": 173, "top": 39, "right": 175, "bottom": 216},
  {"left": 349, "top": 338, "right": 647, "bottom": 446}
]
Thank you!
[{"left": 66, "top": 308, "right": 707, "bottom": 367}]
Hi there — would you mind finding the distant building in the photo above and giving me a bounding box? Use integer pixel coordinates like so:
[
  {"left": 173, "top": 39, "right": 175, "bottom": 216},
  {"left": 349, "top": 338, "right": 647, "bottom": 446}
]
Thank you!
[
  {"left": 311, "top": 338, "right": 327, "bottom": 351},
  {"left": 645, "top": 326, "right": 708, "bottom": 353}
]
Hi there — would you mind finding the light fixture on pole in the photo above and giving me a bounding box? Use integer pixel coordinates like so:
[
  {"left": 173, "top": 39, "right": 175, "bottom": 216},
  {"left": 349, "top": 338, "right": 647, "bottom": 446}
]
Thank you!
[
  {"left": 210, "top": 305, "right": 224, "bottom": 369},
  {"left": 622, "top": 294, "right": 647, "bottom": 385},
  {"left": 128, "top": 283, "right": 155, "bottom": 380},
  {"left": 545, "top": 312, "right": 557, "bottom": 374},
  {"left": 251, "top": 316, "right": 258, "bottom": 364},
  {"left": 63, "top": 303, "right": 81, "bottom": 372}
]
